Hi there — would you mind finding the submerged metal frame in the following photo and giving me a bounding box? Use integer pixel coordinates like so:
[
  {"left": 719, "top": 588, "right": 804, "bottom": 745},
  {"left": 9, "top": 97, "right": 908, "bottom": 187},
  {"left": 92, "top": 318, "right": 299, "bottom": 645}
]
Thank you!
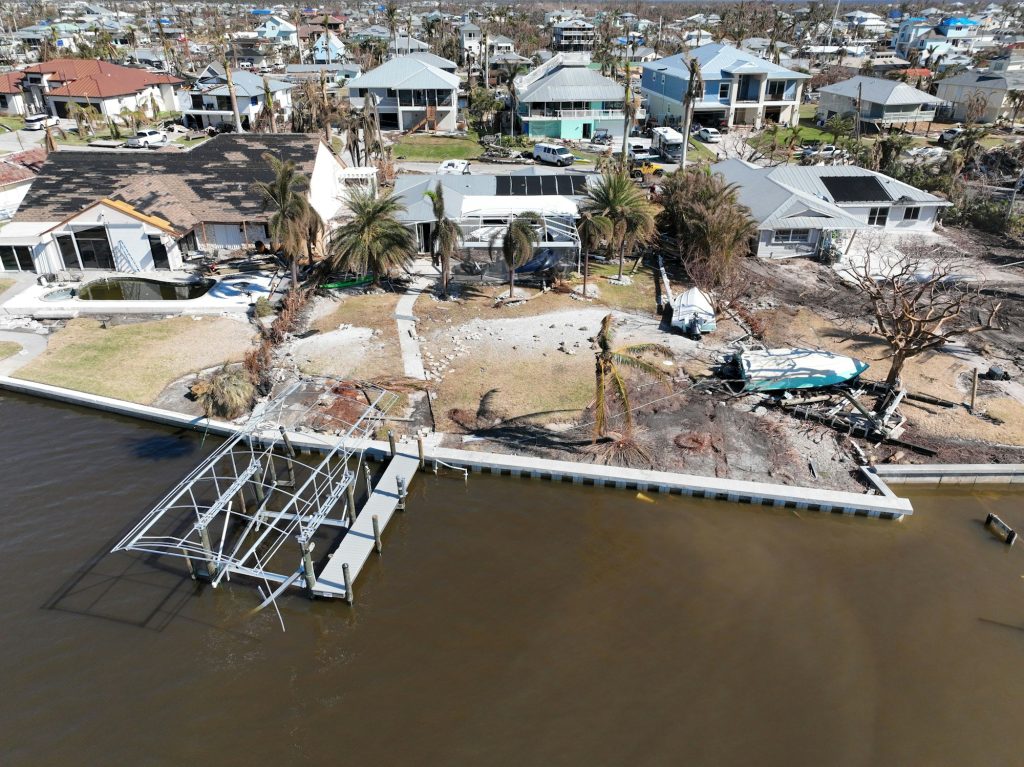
[{"left": 112, "top": 379, "right": 398, "bottom": 606}]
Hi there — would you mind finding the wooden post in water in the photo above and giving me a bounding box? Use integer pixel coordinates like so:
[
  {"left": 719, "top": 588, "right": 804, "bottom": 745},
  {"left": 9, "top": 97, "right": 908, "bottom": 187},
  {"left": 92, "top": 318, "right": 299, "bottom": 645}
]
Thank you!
[
  {"left": 388, "top": 430, "right": 396, "bottom": 457},
  {"left": 372, "top": 514, "right": 382, "bottom": 553},
  {"left": 181, "top": 548, "right": 196, "bottom": 580},
  {"left": 278, "top": 426, "right": 297, "bottom": 487},
  {"left": 396, "top": 476, "right": 407, "bottom": 511},
  {"left": 342, "top": 562, "right": 353, "bottom": 604},
  {"left": 302, "top": 544, "right": 317, "bottom": 593},
  {"left": 346, "top": 480, "right": 357, "bottom": 525},
  {"left": 198, "top": 525, "right": 218, "bottom": 579},
  {"left": 417, "top": 435, "right": 425, "bottom": 469},
  {"left": 364, "top": 463, "right": 373, "bottom": 493},
  {"left": 971, "top": 368, "right": 979, "bottom": 411}
]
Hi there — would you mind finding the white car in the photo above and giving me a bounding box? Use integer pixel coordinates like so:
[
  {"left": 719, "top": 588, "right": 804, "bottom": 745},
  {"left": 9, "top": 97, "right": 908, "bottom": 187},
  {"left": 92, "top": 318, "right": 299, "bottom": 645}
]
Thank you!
[
  {"left": 126, "top": 129, "right": 168, "bottom": 148},
  {"left": 697, "top": 127, "right": 722, "bottom": 143},
  {"left": 23, "top": 113, "right": 59, "bottom": 131},
  {"left": 437, "top": 159, "right": 470, "bottom": 175}
]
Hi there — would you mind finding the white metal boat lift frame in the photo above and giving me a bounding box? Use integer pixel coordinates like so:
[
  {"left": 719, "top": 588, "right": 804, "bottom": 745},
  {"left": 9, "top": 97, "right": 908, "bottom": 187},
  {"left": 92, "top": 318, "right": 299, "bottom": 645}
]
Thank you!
[{"left": 112, "top": 378, "right": 398, "bottom": 614}]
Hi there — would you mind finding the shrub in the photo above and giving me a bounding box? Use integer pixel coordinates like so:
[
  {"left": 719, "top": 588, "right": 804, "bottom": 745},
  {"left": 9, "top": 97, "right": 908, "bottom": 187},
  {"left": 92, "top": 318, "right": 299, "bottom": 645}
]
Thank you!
[
  {"left": 190, "top": 364, "right": 255, "bottom": 419},
  {"left": 243, "top": 339, "right": 274, "bottom": 395},
  {"left": 253, "top": 296, "right": 274, "bottom": 318}
]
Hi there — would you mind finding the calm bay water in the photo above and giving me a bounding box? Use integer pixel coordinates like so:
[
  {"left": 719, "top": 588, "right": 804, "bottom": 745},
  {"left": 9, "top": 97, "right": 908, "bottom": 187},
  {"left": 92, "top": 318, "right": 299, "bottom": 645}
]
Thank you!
[{"left": 1, "top": 391, "right": 1023, "bottom": 766}]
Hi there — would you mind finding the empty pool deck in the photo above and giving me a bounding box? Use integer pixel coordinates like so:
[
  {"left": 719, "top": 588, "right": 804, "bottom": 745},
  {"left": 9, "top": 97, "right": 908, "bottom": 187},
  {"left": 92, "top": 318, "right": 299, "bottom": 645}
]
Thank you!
[{"left": 314, "top": 452, "right": 420, "bottom": 600}]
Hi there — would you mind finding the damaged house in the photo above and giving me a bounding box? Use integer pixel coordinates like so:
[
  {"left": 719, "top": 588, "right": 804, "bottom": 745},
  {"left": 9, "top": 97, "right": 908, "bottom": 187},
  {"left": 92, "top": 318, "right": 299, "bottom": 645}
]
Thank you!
[{"left": 0, "top": 134, "right": 361, "bottom": 274}]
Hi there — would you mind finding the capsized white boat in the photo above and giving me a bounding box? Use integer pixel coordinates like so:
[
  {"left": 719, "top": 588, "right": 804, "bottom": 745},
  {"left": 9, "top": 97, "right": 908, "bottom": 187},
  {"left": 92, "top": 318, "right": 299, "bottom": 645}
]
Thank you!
[
  {"left": 671, "top": 287, "right": 716, "bottom": 336},
  {"left": 732, "top": 348, "right": 869, "bottom": 392}
]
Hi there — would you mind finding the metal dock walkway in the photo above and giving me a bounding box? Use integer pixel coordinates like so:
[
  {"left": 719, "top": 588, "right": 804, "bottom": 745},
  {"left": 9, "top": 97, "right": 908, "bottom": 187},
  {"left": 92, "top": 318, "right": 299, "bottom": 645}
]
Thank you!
[{"left": 313, "top": 452, "right": 420, "bottom": 600}]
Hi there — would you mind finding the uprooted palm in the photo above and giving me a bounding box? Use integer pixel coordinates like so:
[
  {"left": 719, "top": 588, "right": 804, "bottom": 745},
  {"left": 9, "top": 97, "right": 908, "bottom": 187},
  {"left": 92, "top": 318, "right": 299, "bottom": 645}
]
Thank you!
[{"left": 592, "top": 313, "right": 673, "bottom": 439}]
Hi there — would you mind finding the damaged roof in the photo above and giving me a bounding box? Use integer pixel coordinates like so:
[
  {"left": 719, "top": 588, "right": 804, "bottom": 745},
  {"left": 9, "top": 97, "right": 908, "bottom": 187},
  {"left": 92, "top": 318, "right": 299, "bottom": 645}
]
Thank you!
[{"left": 14, "top": 134, "right": 323, "bottom": 231}]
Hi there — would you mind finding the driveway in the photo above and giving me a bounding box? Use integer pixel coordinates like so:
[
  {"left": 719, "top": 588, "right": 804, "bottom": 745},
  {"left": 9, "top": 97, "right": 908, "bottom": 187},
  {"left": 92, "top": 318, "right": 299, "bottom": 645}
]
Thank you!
[{"left": 0, "top": 126, "right": 42, "bottom": 155}]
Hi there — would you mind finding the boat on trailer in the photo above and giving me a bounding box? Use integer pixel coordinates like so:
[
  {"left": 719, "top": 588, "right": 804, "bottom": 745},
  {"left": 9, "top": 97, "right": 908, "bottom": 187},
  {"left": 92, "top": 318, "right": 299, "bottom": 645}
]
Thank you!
[{"left": 671, "top": 287, "right": 717, "bottom": 337}]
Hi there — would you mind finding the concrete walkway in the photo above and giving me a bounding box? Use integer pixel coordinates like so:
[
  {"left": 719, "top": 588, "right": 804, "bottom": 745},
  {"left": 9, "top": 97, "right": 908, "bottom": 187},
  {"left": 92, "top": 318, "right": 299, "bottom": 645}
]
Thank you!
[
  {"left": 0, "top": 329, "right": 47, "bottom": 375},
  {"left": 394, "top": 259, "right": 437, "bottom": 380}
]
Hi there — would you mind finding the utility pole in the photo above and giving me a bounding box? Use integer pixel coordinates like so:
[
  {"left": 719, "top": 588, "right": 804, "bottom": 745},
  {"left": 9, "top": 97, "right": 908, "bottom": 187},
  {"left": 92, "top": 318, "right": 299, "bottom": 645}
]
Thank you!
[{"left": 680, "top": 59, "right": 702, "bottom": 169}]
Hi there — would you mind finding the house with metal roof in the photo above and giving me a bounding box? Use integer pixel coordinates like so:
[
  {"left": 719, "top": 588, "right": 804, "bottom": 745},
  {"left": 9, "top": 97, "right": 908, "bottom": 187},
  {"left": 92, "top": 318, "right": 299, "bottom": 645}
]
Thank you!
[
  {"left": 254, "top": 15, "right": 298, "bottom": 46},
  {"left": 392, "top": 168, "right": 589, "bottom": 268},
  {"left": 179, "top": 64, "right": 294, "bottom": 131},
  {"left": 346, "top": 56, "right": 460, "bottom": 132},
  {"left": 716, "top": 159, "right": 949, "bottom": 259},
  {"left": 935, "top": 69, "right": 1024, "bottom": 123},
  {"left": 817, "top": 76, "right": 946, "bottom": 130},
  {"left": 642, "top": 44, "right": 808, "bottom": 130},
  {"left": 514, "top": 53, "right": 625, "bottom": 140},
  {"left": 312, "top": 32, "right": 346, "bottom": 64}
]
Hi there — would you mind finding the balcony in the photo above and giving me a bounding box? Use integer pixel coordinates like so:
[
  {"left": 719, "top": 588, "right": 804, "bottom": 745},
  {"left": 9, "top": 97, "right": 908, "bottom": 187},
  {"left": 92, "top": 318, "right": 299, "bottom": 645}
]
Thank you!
[{"left": 524, "top": 108, "right": 624, "bottom": 120}]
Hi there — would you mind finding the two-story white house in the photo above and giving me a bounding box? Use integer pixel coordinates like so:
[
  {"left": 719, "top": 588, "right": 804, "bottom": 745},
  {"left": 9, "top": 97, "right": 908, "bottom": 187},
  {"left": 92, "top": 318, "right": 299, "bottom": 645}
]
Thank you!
[
  {"left": 460, "top": 22, "right": 481, "bottom": 62},
  {"left": 345, "top": 56, "right": 460, "bottom": 132},
  {"left": 641, "top": 44, "right": 808, "bottom": 130},
  {"left": 14, "top": 59, "right": 182, "bottom": 120},
  {"left": 817, "top": 76, "right": 946, "bottom": 131},
  {"left": 180, "top": 64, "right": 294, "bottom": 131},
  {"left": 515, "top": 53, "right": 625, "bottom": 140},
  {"left": 552, "top": 19, "right": 596, "bottom": 52}
]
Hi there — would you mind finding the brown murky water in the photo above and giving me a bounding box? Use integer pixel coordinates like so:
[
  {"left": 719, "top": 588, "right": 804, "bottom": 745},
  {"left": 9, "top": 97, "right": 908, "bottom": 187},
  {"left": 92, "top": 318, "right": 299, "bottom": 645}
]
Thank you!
[{"left": 2, "top": 391, "right": 1023, "bottom": 766}]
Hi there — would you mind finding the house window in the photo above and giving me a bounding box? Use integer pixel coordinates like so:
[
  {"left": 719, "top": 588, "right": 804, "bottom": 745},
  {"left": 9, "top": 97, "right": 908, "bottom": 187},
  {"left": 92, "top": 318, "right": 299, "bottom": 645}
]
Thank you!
[
  {"left": 250, "top": 96, "right": 259, "bottom": 106},
  {"left": 0, "top": 245, "right": 33, "bottom": 271},
  {"left": 0, "top": 95, "right": 7, "bottom": 108},
  {"left": 868, "top": 207, "right": 889, "bottom": 226},
  {"left": 772, "top": 229, "right": 811, "bottom": 244},
  {"left": 719, "top": 82, "right": 729, "bottom": 99},
  {"left": 903, "top": 206, "right": 921, "bottom": 221},
  {"left": 766, "top": 80, "right": 786, "bottom": 100}
]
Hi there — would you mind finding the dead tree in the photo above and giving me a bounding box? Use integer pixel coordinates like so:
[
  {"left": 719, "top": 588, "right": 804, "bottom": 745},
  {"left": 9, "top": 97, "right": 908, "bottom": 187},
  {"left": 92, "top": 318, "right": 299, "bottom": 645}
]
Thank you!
[{"left": 849, "top": 248, "right": 1001, "bottom": 390}]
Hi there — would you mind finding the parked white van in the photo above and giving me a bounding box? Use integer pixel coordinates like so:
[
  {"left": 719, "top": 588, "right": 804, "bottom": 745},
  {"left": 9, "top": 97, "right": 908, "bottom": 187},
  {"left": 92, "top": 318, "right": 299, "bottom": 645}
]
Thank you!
[{"left": 532, "top": 143, "right": 575, "bottom": 167}]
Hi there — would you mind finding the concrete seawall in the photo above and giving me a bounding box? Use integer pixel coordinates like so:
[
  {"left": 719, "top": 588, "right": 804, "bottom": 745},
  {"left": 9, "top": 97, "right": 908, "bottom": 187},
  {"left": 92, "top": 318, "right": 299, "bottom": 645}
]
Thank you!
[
  {"left": 872, "top": 464, "right": 1024, "bottom": 484},
  {"left": 0, "top": 375, "right": 916, "bottom": 519}
]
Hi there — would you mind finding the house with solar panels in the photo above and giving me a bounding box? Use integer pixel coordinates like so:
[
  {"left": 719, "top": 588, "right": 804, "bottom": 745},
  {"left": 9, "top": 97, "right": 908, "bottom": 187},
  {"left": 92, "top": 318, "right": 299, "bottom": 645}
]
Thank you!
[
  {"left": 514, "top": 54, "right": 625, "bottom": 140},
  {"left": 391, "top": 169, "right": 591, "bottom": 266},
  {"left": 715, "top": 159, "right": 949, "bottom": 260}
]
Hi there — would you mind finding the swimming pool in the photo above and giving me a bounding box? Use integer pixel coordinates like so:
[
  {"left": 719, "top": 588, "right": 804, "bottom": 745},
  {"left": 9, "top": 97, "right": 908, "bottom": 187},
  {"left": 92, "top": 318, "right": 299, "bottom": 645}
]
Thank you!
[{"left": 73, "top": 276, "right": 216, "bottom": 301}]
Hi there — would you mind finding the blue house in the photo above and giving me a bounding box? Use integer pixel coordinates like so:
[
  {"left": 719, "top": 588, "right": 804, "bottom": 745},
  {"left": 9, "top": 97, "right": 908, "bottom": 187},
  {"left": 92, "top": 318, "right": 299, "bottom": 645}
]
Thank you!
[
  {"left": 641, "top": 43, "right": 808, "bottom": 129},
  {"left": 312, "top": 32, "right": 346, "bottom": 64}
]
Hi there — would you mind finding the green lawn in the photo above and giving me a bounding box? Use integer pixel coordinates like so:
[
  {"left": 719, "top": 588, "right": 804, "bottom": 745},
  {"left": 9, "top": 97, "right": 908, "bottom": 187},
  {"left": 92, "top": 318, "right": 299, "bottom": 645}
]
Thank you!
[
  {"left": 0, "top": 115, "right": 25, "bottom": 131},
  {"left": 688, "top": 136, "right": 716, "bottom": 161},
  {"left": 392, "top": 134, "right": 485, "bottom": 161}
]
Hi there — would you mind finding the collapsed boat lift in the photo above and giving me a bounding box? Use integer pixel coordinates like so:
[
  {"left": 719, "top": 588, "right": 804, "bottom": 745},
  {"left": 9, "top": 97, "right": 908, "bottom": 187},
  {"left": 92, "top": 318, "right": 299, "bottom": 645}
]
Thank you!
[{"left": 111, "top": 379, "right": 419, "bottom": 624}]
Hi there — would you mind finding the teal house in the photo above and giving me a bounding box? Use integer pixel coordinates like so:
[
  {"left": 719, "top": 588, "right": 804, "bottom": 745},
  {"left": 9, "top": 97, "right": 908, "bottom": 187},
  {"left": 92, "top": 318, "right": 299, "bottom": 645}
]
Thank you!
[{"left": 515, "top": 53, "right": 625, "bottom": 140}]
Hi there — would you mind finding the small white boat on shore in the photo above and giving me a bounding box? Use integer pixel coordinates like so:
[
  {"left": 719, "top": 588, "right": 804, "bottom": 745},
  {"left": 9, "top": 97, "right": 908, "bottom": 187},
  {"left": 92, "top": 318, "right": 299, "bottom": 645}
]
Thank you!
[{"left": 671, "top": 287, "right": 717, "bottom": 337}]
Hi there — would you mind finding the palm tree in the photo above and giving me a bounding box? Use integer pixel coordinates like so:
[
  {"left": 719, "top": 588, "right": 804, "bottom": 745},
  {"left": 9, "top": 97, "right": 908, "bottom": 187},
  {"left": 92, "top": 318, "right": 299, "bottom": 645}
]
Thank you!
[
  {"left": 327, "top": 190, "right": 416, "bottom": 288},
  {"left": 576, "top": 209, "right": 613, "bottom": 298},
  {"left": 384, "top": 1, "right": 400, "bottom": 58},
  {"left": 251, "top": 153, "right": 313, "bottom": 289},
  {"left": 1008, "top": 90, "right": 1024, "bottom": 128},
  {"left": 657, "top": 168, "right": 757, "bottom": 289},
  {"left": 489, "top": 212, "right": 540, "bottom": 299},
  {"left": 824, "top": 113, "right": 854, "bottom": 144},
  {"left": 680, "top": 58, "right": 703, "bottom": 167},
  {"left": 579, "top": 171, "right": 657, "bottom": 280},
  {"left": 592, "top": 313, "right": 672, "bottom": 438},
  {"left": 424, "top": 183, "right": 462, "bottom": 298}
]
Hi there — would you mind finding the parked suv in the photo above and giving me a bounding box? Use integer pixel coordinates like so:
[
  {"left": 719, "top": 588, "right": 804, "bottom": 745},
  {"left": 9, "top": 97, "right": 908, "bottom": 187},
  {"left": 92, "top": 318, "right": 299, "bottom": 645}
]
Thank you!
[
  {"left": 23, "top": 113, "right": 59, "bottom": 131},
  {"left": 126, "top": 129, "right": 168, "bottom": 148},
  {"left": 938, "top": 127, "right": 965, "bottom": 146}
]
